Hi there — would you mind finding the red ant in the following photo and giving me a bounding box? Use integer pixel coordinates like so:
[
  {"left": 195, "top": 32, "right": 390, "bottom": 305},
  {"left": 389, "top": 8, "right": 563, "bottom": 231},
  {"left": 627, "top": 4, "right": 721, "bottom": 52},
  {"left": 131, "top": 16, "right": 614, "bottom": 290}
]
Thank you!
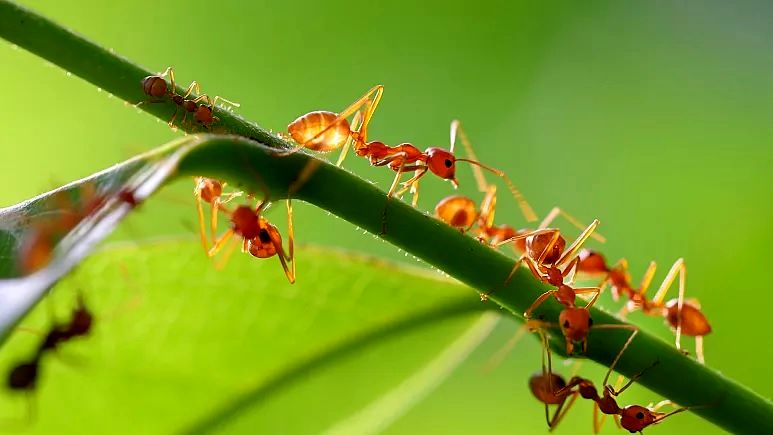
[
  {"left": 285, "top": 87, "right": 536, "bottom": 216},
  {"left": 141, "top": 67, "right": 239, "bottom": 128},
  {"left": 530, "top": 326, "right": 687, "bottom": 433},
  {"left": 503, "top": 218, "right": 635, "bottom": 355},
  {"left": 577, "top": 251, "right": 711, "bottom": 364},
  {"left": 6, "top": 293, "right": 94, "bottom": 422},
  {"left": 195, "top": 179, "right": 295, "bottom": 283},
  {"left": 435, "top": 152, "right": 604, "bottom": 254},
  {"left": 17, "top": 183, "right": 107, "bottom": 275},
  {"left": 477, "top": 206, "right": 604, "bottom": 302}
]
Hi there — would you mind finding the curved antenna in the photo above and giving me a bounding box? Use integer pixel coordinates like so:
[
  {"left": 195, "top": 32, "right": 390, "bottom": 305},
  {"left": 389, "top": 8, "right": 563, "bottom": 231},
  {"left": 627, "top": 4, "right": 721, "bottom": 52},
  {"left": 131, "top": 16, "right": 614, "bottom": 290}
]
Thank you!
[{"left": 455, "top": 158, "right": 538, "bottom": 222}]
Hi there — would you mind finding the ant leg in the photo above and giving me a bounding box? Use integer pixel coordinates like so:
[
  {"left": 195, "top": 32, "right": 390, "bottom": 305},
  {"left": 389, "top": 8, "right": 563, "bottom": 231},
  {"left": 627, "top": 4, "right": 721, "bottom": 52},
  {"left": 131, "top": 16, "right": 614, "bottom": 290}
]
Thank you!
[
  {"left": 593, "top": 402, "right": 607, "bottom": 434},
  {"left": 168, "top": 107, "right": 181, "bottom": 128},
  {"left": 335, "top": 110, "right": 362, "bottom": 167},
  {"left": 650, "top": 259, "right": 686, "bottom": 350},
  {"left": 551, "top": 393, "right": 579, "bottom": 431},
  {"left": 637, "top": 261, "right": 659, "bottom": 297},
  {"left": 555, "top": 220, "right": 600, "bottom": 268},
  {"left": 214, "top": 237, "right": 238, "bottom": 270},
  {"left": 562, "top": 256, "right": 581, "bottom": 285},
  {"left": 695, "top": 335, "right": 705, "bottom": 364},
  {"left": 651, "top": 258, "right": 684, "bottom": 305},
  {"left": 593, "top": 325, "right": 639, "bottom": 386},
  {"left": 195, "top": 193, "right": 209, "bottom": 252},
  {"left": 181, "top": 80, "right": 201, "bottom": 99},
  {"left": 539, "top": 207, "right": 606, "bottom": 243},
  {"left": 524, "top": 290, "right": 558, "bottom": 318},
  {"left": 273, "top": 199, "right": 296, "bottom": 284},
  {"left": 209, "top": 95, "right": 241, "bottom": 109},
  {"left": 209, "top": 199, "right": 220, "bottom": 245},
  {"left": 477, "top": 185, "right": 498, "bottom": 230},
  {"left": 573, "top": 287, "right": 601, "bottom": 309},
  {"left": 207, "top": 229, "right": 235, "bottom": 257},
  {"left": 449, "top": 120, "right": 489, "bottom": 192},
  {"left": 410, "top": 172, "right": 422, "bottom": 207}
]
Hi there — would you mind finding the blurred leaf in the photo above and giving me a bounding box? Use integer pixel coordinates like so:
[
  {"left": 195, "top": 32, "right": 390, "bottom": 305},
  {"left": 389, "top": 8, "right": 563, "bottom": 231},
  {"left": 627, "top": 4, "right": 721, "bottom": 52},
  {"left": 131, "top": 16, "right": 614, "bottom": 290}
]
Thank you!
[
  {"left": 0, "top": 137, "right": 195, "bottom": 343},
  {"left": 0, "top": 241, "right": 490, "bottom": 434}
]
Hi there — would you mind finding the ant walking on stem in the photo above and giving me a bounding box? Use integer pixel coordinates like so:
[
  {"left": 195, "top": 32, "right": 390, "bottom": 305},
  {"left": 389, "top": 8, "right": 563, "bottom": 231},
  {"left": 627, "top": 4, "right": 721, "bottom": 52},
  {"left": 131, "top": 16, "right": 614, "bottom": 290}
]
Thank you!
[
  {"left": 284, "top": 86, "right": 536, "bottom": 215},
  {"left": 478, "top": 206, "right": 604, "bottom": 301},
  {"left": 141, "top": 67, "right": 239, "bottom": 128},
  {"left": 576, "top": 252, "right": 711, "bottom": 364},
  {"left": 530, "top": 326, "right": 688, "bottom": 433},
  {"left": 194, "top": 177, "right": 296, "bottom": 284}
]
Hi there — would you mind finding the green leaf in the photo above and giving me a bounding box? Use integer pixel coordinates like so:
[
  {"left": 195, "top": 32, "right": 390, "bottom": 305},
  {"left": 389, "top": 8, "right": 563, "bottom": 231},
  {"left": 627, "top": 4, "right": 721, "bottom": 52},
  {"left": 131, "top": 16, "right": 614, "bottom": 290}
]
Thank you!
[{"left": 0, "top": 241, "right": 491, "bottom": 433}]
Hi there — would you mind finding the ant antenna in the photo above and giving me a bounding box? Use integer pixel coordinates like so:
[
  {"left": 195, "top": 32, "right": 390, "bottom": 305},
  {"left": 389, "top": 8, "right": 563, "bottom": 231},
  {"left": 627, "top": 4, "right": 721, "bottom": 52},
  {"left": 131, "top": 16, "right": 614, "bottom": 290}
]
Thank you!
[{"left": 455, "top": 158, "right": 537, "bottom": 222}]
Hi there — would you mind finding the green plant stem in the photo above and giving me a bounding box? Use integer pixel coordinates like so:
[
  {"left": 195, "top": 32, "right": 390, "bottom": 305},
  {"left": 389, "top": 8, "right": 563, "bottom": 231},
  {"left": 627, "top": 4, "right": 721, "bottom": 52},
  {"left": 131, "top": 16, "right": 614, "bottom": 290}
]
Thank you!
[
  {"left": 184, "top": 135, "right": 771, "bottom": 434},
  {"left": 0, "top": 2, "right": 771, "bottom": 433}
]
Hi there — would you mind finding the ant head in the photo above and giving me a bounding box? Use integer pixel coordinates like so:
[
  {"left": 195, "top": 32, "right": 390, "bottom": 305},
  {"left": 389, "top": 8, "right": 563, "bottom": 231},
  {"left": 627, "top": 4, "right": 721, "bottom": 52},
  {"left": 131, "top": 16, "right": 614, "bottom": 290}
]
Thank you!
[
  {"left": 7, "top": 361, "right": 38, "bottom": 390},
  {"left": 425, "top": 147, "right": 457, "bottom": 186},
  {"left": 231, "top": 205, "right": 261, "bottom": 240},
  {"left": 559, "top": 307, "right": 592, "bottom": 342},
  {"left": 435, "top": 196, "right": 476, "bottom": 229},
  {"left": 620, "top": 405, "right": 660, "bottom": 433},
  {"left": 528, "top": 372, "right": 567, "bottom": 405},
  {"left": 578, "top": 249, "right": 608, "bottom": 274},
  {"left": 196, "top": 178, "right": 223, "bottom": 203},
  {"left": 142, "top": 75, "right": 167, "bottom": 98},
  {"left": 526, "top": 231, "right": 566, "bottom": 265},
  {"left": 69, "top": 304, "right": 93, "bottom": 337},
  {"left": 247, "top": 218, "right": 280, "bottom": 259},
  {"left": 195, "top": 105, "right": 214, "bottom": 124}
]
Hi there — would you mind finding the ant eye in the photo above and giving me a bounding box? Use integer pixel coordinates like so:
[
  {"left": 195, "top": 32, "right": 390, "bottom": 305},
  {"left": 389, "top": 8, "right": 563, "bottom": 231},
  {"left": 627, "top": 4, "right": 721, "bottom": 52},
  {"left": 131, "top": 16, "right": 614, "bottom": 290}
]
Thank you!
[
  {"left": 588, "top": 317, "right": 593, "bottom": 327},
  {"left": 444, "top": 159, "right": 452, "bottom": 168},
  {"left": 563, "top": 320, "right": 570, "bottom": 328},
  {"left": 636, "top": 412, "right": 645, "bottom": 419},
  {"left": 259, "top": 229, "right": 271, "bottom": 243}
]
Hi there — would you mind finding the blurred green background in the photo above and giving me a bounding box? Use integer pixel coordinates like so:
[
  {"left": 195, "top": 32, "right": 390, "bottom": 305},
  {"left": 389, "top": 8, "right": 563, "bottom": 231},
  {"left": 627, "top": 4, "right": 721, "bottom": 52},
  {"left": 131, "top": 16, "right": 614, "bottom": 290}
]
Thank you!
[{"left": 1, "top": 0, "right": 772, "bottom": 434}]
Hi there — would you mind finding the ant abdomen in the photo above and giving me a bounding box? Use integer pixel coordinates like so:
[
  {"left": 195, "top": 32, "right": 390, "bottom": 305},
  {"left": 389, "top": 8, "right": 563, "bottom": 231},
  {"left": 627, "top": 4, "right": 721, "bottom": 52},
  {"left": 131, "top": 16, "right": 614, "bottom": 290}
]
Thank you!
[
  {"left": 664, "top": 300, "right": 712, "bottom": 336},
  {"left": 142, "top": 75, "right": 167, "bottom": 98},
  {"left": 529, "top": 372, "right": 568, "bottom": 405},
  {"left": 526, "top": 232, "right": 567, "bottom": 265},
  {"left": 435, "top": 196, "right": 477, "bottom": 229},
  {"left": 288, "top": 111, "right": 352, "bottom": 152}
]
